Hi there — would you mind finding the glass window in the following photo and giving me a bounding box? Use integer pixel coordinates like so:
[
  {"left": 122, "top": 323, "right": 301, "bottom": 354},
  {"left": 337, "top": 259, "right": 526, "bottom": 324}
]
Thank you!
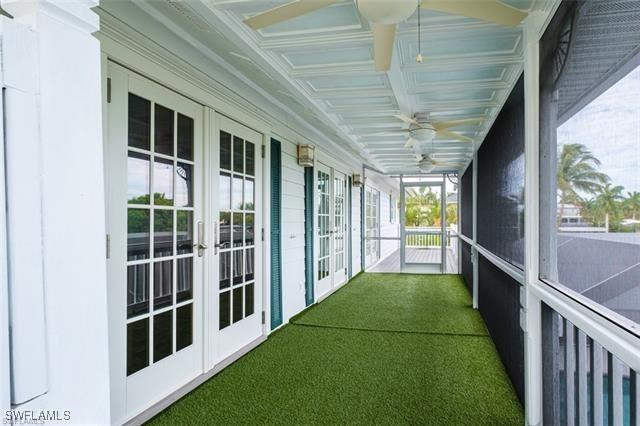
[{"left": 539, "top": 1, "right": 640, "bottom": 328}]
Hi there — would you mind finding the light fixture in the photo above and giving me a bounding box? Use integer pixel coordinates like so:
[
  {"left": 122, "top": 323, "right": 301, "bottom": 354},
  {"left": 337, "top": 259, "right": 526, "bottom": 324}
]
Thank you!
[
  {"left": 297, "top": 144, "right": 314, "bottom": 167},
  {"left": 352, "top": 174, "right": 364, "bottom": 187},
  {"left": 417, "top": 156, "right": 435, "bottom": 173}
]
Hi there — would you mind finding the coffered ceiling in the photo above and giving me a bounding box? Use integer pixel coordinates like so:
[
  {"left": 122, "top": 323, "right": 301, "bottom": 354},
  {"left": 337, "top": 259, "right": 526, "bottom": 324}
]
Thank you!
[{"left": 104, "top": 0, "right": 554, "bottom": 174}]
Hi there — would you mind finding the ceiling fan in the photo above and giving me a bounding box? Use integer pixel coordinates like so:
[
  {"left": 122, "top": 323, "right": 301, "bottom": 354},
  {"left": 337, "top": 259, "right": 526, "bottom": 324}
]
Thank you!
[
  {"left": 417, "top": 153, "right": 463, "bottom": 172},
  {"left": 389, "top": 112, "right": 484, "bottom": 148},
  {"left": 243, "top": 0, "right": 527, "bottom": 72}
]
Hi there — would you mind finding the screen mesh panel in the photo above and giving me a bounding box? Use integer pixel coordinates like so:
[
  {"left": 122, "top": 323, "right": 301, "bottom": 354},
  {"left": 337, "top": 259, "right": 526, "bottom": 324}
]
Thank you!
[
  {"left": 477, "top": 76, "right": 525, "bottom": 269},
  {"left": 460, "top": 163, "right": 473, "bottom": 239},
  {"left": 460, "top": 240, "right": 472, "bottom": 294},
  {"left": 539, "top": 0, "right": 640, "bottom": 327},
  {"left": 478, "top": 254, "right": 524, "bottom": 404}
]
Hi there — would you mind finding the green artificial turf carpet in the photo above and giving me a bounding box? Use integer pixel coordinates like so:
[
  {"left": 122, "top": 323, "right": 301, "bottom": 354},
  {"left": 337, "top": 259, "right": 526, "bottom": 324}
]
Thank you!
[
  {"left": 149, "top": 273, "right": 523, "bottom": 425},
  {"left": 292, "top": 273, "right": 489, "bottom": 336}
]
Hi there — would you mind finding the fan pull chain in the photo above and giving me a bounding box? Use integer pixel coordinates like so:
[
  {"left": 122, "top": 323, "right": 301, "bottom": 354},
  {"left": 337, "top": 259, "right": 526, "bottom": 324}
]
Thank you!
[{"left": 416, "top": 5, "right": 423, "bottom": 63}]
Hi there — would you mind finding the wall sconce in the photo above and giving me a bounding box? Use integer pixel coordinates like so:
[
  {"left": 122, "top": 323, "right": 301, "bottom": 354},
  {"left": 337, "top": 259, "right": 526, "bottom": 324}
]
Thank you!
[
  {"left": 352, "top": 174, "right": 363, "bottom": 187},
  {"left": 297, "top": 144, "right": 314, "bottom": 167}
]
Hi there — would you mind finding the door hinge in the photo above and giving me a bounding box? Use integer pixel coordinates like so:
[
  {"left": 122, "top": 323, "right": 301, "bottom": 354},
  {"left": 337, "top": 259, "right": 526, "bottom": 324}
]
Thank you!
[
  {"left": 261, "top": 228, "right": 265, "bottom": 241},
  {"left": 261, "top": 311, "right": 265, "bottom": 324},
  {"left": 107, "top": 77, "right": 111, "bottom": 103},
  {"left": 261, "top": 144, "right": 265, "bottom": 158},
  {"left": 106, "top": 234, "right": 111, "bottom": 259}
]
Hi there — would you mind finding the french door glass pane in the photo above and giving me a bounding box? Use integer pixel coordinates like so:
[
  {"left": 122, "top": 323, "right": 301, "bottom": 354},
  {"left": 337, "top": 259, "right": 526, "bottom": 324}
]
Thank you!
[
  {"left": 128, "top": 209, "right": 150, "bottom": 261},
  {"left": 127, "top": 318, "right": 149, "bottom": 376},
  {"left": 177, "top": 257, "right": 193, "bottom": 303},
  {"left": 153, "top": 260, "right": 173, "bottom": 310},
  {"left": 219, "top": 291, "right": 231, "bottom": 329},
  {"left": 127, "top": 264, "right": 149, "bottom": 318},
  {"left": 218, "top": 130, "right": 257, "bottom": 330},
  {"left": 128, "top": 152, "right": 150, "bottom": 204},
  {"left": 176, "top": 304, "right": 193, "bottom": 351},
  {"left": 153, "top": 158, "right": 174, "bottom": 206},
  {"left": 154, "top": 104, "right": 174, "bottom": 156},
  {"left": 128, "top": 94, "right": 151, "bottom": 150},
  {"left": 154, "top": 210, "right": 173, "bottom": 258},
  {"left": 126, "top": 93, "right": 196, "bottom": 376},
  {"left": 176, "top": 163, "right": 193, "bottom": 207},
  {"left": 176, "top": 211, "right": 193, "bottom": 255},
  {"left": 177, "top": 114, "right": 194, "bottom": 161},
  {"left": 153, "top": 311, "right": 173, "bottom": 362}
]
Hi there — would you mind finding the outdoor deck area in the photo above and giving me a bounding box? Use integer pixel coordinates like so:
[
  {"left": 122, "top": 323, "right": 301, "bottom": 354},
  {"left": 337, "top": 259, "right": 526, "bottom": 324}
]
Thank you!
[
  {"left": 369, "top": 247, "right": 459, "bottom": 274},
  {"left": 149, "top": 273, "right": 522, "bottom": 425}
]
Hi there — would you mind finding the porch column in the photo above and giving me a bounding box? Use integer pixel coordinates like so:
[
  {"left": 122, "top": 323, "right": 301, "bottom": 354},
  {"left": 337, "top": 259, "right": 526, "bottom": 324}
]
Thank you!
[{"left": 2, "top": 1, "right": 111, "bottom": 423}]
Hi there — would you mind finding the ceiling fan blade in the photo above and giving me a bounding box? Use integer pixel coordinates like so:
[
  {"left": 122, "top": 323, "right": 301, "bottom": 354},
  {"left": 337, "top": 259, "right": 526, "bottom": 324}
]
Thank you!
[
  {"left": 433, "top": 159, "right": 464, "bottom": 166},
  {"left": 404, "top": 137, "right": 418, "bottom": 148},
  {"left": 244, "top": 0, "right": 341, "bottom": 30},
  {"left": 436, "top": 130, "right": 473, "bottom": 143},
  {"left": 420, "top": 0, "right": 527, "bottom": 27},
  {"left": 372, "top": 23, "right": 396, "bottom": 72},
  {"left": 394, "top": 114, "right": 419, "bottom": 126},
  {"left": 433, "top": 117, "right": 484, "bottom": 131}
]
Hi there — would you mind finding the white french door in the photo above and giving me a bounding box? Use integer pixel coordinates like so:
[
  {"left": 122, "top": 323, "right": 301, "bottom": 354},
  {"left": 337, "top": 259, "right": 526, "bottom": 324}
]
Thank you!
[
  {"left": 315, "top": 163, "right": 347, "bottom": 299},
  {"left": 106, "top": 63, "right": 205, "bottom": 419},
  {"left": 365, "top": 186, "right": 380, "bottom": 267},
  {"left": 106, "top": 64, "right": 266, "bottom": 422},
  {"left": 210, "top": 115, "right": 263, "bottom": 364},
  {"left": 333, "top": 171, "right": 347, "bottom": 285}
]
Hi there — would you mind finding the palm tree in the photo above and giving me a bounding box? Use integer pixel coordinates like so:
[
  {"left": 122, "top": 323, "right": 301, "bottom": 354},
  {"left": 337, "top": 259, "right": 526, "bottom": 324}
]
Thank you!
[
  {"left": 623, "top": 191, "right": 640, "bottom": 220},
  {"left": 595, "top": 183, "right": 625, "bottom": 232},
  {"left": 557, "top": 143, "right": 609, "bottom": 225}
]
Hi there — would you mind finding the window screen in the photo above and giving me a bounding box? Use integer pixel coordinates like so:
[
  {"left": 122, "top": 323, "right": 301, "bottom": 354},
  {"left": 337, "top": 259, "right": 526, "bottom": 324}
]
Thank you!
[
  {"left": 539, "top": 0, "right": 640, "bottom": 328},
  {"left": 478, "top": 255, "right": 524, "bottom": 404},
  {"left": 477, "top": 76, "right": 525, "bottom": 269},
  {"left": 460, "top": 240, "right": 472, "bottom": 294},
  {"left": 460, "top": 163, "right": 473, "bottom": 238}
]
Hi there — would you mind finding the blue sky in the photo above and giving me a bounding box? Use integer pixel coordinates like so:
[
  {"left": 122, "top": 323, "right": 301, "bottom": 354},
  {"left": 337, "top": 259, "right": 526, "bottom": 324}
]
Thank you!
[{"left": 557, "top": 64, "right": 640, "bottom": 195}]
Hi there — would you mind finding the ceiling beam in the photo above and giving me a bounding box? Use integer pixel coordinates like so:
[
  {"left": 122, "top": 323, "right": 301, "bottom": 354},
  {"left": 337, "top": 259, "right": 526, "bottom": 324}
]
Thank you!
[{"left": 386, "top": 45, "right": 413, "bottom": 118}]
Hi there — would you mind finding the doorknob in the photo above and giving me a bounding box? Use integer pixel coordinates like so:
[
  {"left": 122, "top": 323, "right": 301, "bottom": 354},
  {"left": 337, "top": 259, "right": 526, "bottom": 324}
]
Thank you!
[
  {"left": 197, "top": 221, "right": 208, "bottom": 257},
  {"left": 212, "top": 221, "right": 221, "bottom": 255}
]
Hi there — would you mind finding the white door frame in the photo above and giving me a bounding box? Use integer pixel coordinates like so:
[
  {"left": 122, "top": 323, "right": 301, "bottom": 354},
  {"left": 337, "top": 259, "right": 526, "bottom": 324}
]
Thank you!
[
  {"left": 400, "top": 181, "right": 445, "bottom": 274},
  {"left": 105, "top": 62, "right": 206, "bottom": 421},
  {"left": 332, "top": 170, "right": 348, "bottom": 286},
  {"left": 209, "top": 113, "right": 265, "bottom": 366},
  {"left": 364, "top": 186, "right": 381, "bottom": 267},
  {"left": 314, "top": 162, "right": 349, "bottom": 301}
]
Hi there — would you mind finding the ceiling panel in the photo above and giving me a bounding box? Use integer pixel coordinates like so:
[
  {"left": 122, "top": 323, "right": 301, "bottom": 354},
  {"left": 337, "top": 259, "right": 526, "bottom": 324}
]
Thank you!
[{"left": 138, "top": 0, "right": 550, "bottom": 173}]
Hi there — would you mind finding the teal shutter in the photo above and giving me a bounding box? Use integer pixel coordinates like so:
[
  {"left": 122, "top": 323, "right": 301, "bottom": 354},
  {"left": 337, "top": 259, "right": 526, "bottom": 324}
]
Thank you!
[
  {"left": 270, "top": 139, "right": 283, "bottom": 329},
  {"left": 304, "top": 167, "right": 315, "bottom": 306},
  {"left": 348, "top": 176, "right": 352, "bottom": 279}
]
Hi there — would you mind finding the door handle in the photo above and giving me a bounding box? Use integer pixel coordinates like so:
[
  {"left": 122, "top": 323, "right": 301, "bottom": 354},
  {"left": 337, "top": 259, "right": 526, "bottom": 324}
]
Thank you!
[
  {"left": 197, "top": 221, "right": 208, "bottom": 257},
  {"left": 213, "top": 222, "right": 220, "bottom": 255}
]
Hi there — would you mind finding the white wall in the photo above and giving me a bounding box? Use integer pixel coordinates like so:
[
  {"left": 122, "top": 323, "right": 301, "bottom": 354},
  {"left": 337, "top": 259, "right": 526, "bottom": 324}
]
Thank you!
[
  {"left": 279, "top": 140, "right": 307, "bottom": 323},
  {"left": 2, "top": 1, "right": 112, "bottom": 424}
]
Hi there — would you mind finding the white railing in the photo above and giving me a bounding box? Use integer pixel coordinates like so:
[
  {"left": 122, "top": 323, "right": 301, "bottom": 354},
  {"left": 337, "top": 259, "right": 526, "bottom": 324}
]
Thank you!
[
  {"left": 543, "top": 306, "right": 639, "bottom": 425},
  {"left": 404, "top": 227, "right": 455, "bottom": 248}
]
